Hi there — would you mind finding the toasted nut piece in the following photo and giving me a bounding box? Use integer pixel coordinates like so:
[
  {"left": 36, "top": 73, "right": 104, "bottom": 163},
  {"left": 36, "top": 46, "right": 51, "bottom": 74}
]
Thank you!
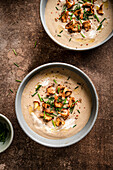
[
  {"left": 61, "top": 11, "right": 69, "bottom": 22},
  {"left": 65, "top": 19, "right": 82, "bottom": 33},
  {"left": 54, "top": 100, "right": 63, "bottom": 108},
  {"left": 47, "top": 86, "right": 55, "bottom": 96},
  {"left": 66, "top": 0, "right": 75, "bottom": 9},
  {"left": 56, "top": 117, "right": 62, "bottom": 126},
  {"left": 97, "top": 4, "right": 104, "bottom": 15},
  {"left": 33, "top": 101, "right": 40, "bottom": 110},
  {"left": 58, "top": 109, "right": 70, "bottom": 120},
  {"left": 42, "top": 102, "right": 50, "bottom": 109},
  {"left": 68, "top": 97, "right": 76, "bottom": 107},
  {"left": 40, "top": 113, "right": 52, "bottom": 121},
  {"left": 74, "top": 9, "right": 84, "bottom": 19},
  {"left": 82, "top": 20, "right": 91, "bottom": 31}
]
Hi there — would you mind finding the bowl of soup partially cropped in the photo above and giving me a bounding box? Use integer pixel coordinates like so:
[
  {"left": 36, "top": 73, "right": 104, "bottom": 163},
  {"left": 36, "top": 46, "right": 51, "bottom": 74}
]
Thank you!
[
  {"left": 40, "top": 0, "right": 113, "bottom": 50},
  {"left": 15, "top": 63, "right": 98, "bottom": 147}
]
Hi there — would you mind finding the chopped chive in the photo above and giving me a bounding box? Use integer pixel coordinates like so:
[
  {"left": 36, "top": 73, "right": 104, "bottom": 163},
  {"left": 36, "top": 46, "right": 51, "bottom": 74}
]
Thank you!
[
  {"left": 63, "top": 98, "right": 67, "bottom": 105},
  {"left": 77, "top": 82, "right": 81, "bottom": 85},
  {"left": 78, "top": 24, "right": 80, "bottom": 30},
  {"left": 58, "top": 87, "right": 60, "bottom": 94},
  {"left": 52, "top": 113, "right": 57, "bottom": 117},
  {"left": 57, "top": 34, "right": 61, "bottom": 37},
  {"left": 52, "top": 120, "right": 56, "bottom": 127},
  {"left": 43, "top": 111, "right": 45, "bottom": 119},
  {"left": 38, "top": 93, "right": 43, "bottom": 102},
  {"left": 55, "top": 7, "right": 59, "bottom": 10},
  {"left": 71, "top": 100, "right": 78, "bottom": 108},
  {"left": 78, "top": 1, "right": 83, "bottom": 4},
  {"left": 34, "top": 41, "right": 37, "bottom": 48},
  {"left": 46, "top": 113, "right": 54, "bottom": 118},
  {"left": 9, "top": 89, "right": 13, "bottom": 93},
  {"left": 14, "top": 63, "right": 19, "bottom": 67},
  {"left": 36, "top": 85, "right": 42, "bottom": 91},
  {"left": 100, "top": 18, "right": 106, "bottom": 25},
  {"left": 69, "top": 38, "right": 72, "bottom": 42},
  {"left": 12, "top": 49, "right": 17, "bottom": 55},
  {"left": 73, "top": 124, "right": 77, "bottom": 128},
  {"left": 97, "top": 24, "right": 102, "bottom": 31},
  {"left": 16, "top": 80, "right": 21, "bottom": 83},
  {"left": 75, "top": 86, "right": 79, "bottom": 90},
  {"left": 79, "top": 19, "right": 82, "bottom": 24},
  {"left": 59, "top": 30, "right": 63, "bottom": 33},
  {"left": 70, "top": 13, "right": 73, "bottom": 21},
  {"left": 80, "top": 33, "right": 85, "bottom": 38},
  {"left": 77, "top": 109, "right": 80, "bottom": 113},
  {"left": 67, "top": 76, "right": 70, "bottom": 80},
  {"left": 32, "top": 91, "right": 38, "bottom": 97},
  {"left": 94, "top": 14, "right": 100, "bottom": 22},
  {"left": 53, "top": 79, "right": 57, "bottom": 84}
]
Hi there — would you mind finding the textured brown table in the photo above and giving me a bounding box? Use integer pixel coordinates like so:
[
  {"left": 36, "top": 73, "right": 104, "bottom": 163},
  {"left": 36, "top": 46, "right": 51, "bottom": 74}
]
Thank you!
[{"left": 0, "top": 0, "right": 113, "bottom": 169}]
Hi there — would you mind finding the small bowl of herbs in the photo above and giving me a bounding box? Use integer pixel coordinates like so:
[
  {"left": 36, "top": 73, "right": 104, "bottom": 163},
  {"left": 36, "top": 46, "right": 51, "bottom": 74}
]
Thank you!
[{"left": 0, "top": 114, "right": 14, "bottom": 153}]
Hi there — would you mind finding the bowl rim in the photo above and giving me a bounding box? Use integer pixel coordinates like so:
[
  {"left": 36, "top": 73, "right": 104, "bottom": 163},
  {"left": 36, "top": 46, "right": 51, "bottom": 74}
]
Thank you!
[
  {"left": 0, "top": 114, "right": 14, "bottom": 153},
  {"left": 40, "top": 0, "right": 113, "bottom": 51},
  {"left": 15, "top": 62, "right": 99, "bottom": 147}
]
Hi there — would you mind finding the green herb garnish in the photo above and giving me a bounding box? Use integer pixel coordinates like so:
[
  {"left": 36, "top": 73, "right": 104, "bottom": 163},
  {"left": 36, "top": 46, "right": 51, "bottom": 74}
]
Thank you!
[
  {"left": 43, "top": 111, "right": 46, "bottom": 119},
  {"left": 53, "top": 79, "right": 57, "bottom": 84},
  {"left": 59, "top": 30, "right": 63, "bottom": 34},
  {"left": 94, "top": 14, "right": 100, "bottom": 22},
  {"left": 71, "top": 100, "right": 78, "bottom": 108},
  {"left": 75, "top": 86, "right": 79, "bottom": 90},
  {"left": 9, "top": 89, "right": 13, "bottom": 93},
  {"left": 81, "top": 33, "right": 85, "bottom": 38},
  {"left": 52, "top": 120, "right": 56, "bottom": 127},
  {"left": 38, "top": 93, "right": 43, "bottom": 102},
  {"left": 14, "top": 63, "right": 19, "bottom": 67},
  {"left": 100, "top": 18, "right": 106, "bottom": 25},
  {"left": 32, "top": 91, "right": 38, "bottom": 97},
  {"left": 97, "top": 24, "right": 102, "bottom": 31},
  {"left": 12, "top": 49, "right": 17, "bottom": 55},
  {"left": 46, "top": 113, "right": 54, "bottom": 118},
  {"left": 77, "top": 109, "right": 80, "bottom": 113},
  {"left": 57, "top": 34, "right": 61, "bottom": 37},
  {"left": 70, "top": 13, "right": 73, "bottom": 21},
  {"left": 16, "top": 80, "right": 21, "bottom": 83},
  {"left": 58, "top": 87, "right": 60, "bottom": 94},
  {"left": 78, "top": 24, "right": 80, "bottom": 30},
  {"left": 36, "top": 85, "right": 42, "bottom": 91},
  {"left": 56, "top": 7, "right": 59, "bottom": 10},
  {"left": 67, "top": 76, "right": 70, "bottom": 80},
  {"left": 73, "top": 124, "right": 77, "bottom": 128},
  {"left": 0, "top": 122, "right": 9, "bottom": 143},
  {"left": 69, "top": 38, "right": 72, "bottom": 42}
]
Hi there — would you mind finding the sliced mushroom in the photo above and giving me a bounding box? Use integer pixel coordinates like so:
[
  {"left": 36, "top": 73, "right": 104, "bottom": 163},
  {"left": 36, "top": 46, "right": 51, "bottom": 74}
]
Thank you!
[
  {"left": 68, "top": 97, "right": 76, "bottom": 108},
  {"left": 40, "top": 113, "right": 52, "bottom": 121},
  {"left": 54, "top": 99, "right": 63, "bottom": 108},
  {"left": 56, "top": 84, "right": 65, "bottom": 99},
  {"left": 65, "top": 19, "right": 82, "bottom": 33},
  {"left": 64, "top": 88, "right": 72, "bottom": 97},
  {"left": 82, "top": 20, "right": 91, "bottom": 32},
  {"left": 45, "top": 108, "right": 54, "bottom": 114},
  {"left": 73, "top": 9, "right": 84, "bottom": 20},
  {"left": 58, "top": 109, "right": 70, "bottom": 120},
  {"left": 82, "top": 2, "right": 94, "bottom": 15},
  {"left": 42, "top": 102, "right": 50, "bottom": 109},
  {"left": 56, "top": 117, "right": 62, "bottom": 127},
  {"left": 33, "top": 101, "right": 40, "bottom": 110},
  {"left": 47, "top": 86, "right": 55, "bottom": 96},
  {"left": 66, "top": 0, "right": 75, "bottom": 9},
  {"left": 61, "top": 11, "right": 69, "bottom": 22},
  {"left": 97, "top": 4, "right": 104, "bottom": 15}
]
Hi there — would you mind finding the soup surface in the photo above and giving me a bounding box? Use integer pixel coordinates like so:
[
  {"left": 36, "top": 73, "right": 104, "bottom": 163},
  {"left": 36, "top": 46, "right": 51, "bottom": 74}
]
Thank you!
[
  {"left": 45, "top": 0, "right": 113, "bottom": 49},
  {"left": 21, "top": 67, "right": 92, "bottom": 139}
]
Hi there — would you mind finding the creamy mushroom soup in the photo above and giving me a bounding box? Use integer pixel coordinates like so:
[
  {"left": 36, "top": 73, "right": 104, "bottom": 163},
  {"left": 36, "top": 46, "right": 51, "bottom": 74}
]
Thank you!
[
  {"left": 45, "top": 0, "right": 113, "bottom": 49},
  {"left": 21, "top": 67, "right": 92, "bottom": 139}
]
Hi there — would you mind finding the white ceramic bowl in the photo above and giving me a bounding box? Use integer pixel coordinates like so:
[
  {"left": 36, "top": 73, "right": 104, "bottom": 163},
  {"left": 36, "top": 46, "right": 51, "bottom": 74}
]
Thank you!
[
  {"left": 40, "top": 0, "right": 113, "bottom": 51},
  {"left": 0, "top": 114, "right": 14, "bottom": 153},
  {"left": 15, "top": 62, "right": 98, "bottom": 147}
]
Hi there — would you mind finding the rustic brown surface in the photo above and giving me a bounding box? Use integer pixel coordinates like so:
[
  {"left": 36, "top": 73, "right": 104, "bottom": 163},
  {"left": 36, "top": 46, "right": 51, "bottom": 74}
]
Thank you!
[{"left": 0, "top": 0, "right": 113, "bottom": 169}]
